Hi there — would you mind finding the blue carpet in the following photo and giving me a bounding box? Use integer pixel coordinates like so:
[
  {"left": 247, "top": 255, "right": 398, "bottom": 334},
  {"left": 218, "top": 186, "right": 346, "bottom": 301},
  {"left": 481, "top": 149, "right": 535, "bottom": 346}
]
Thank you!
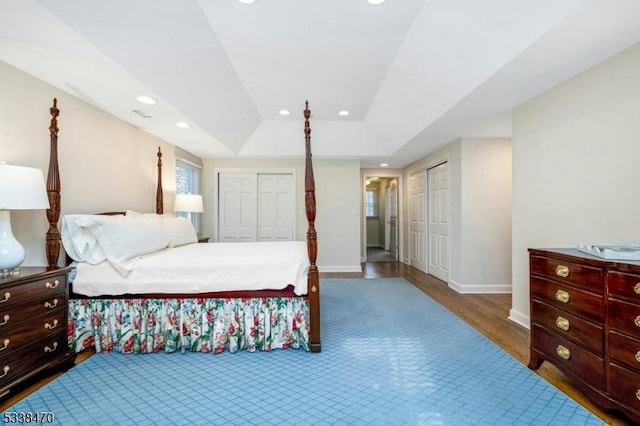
[{"left": 8, "top": 278, "right": 604, "bottom": 425}]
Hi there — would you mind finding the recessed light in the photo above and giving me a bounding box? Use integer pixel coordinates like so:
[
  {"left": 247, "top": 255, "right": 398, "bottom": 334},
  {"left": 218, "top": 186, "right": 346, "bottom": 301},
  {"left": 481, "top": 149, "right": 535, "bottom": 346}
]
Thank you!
[
  {"left": 237, "top": 0, "right": 255, "bottom": 4},
  {"left": 279, "top": 109, "right": 290, "bottom": 116},
  {"left": 176, "top": 121, "right": 190, "bottom": 129},
  {"left": 380, "top": 163, "right": 389, "bottom": 167},
  {"left": 367, "top": 0, "right": 387, "bottom": 5},
  {"left": 338, "top": 110, "right": 350, "bottom": 116},
  {"left": 136, "top": 95, "right": 156, "bottom": 105}
]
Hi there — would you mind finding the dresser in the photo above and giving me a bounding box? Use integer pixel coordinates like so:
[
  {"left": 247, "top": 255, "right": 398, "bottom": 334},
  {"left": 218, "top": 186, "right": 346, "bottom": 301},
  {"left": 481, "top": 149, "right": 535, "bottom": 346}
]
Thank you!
[
  {"left": 0, "top": 267, "right": 76, "bottom": 399},
  {"left": 529, "top": 248, "right": 640, "bottom": 423}
]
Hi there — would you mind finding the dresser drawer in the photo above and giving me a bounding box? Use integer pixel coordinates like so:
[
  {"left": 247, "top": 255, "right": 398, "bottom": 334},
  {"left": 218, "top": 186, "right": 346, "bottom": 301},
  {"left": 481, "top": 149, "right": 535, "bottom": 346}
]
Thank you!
[
  {"left": 609, "top": 330, "right": 640, "bottom": 371},
  {"left": 0, "top": 295, "right": 65, "bottom": 332},
  {"left": 0, "top": 330, "right": 67, "bottom": 389},
  {"left": 531, "top": 276, "right": 603, "bottom": 322},
  {"left": 530, "top": 255, "right": 603, "bottom": 293},
  {"left": 609, "top": 271, "right": 640, "bottom": 302},
  {"left": 531, "top": 324, "right": 604, "bottom": 389},
  {"left": 531, "top": 300, "right": 603, "bottom": 353},
  {"left": 609, "top": 298, "right": 640, "bottom": 336},
  {"left": 0, "top": 309, "right": 65, "bottom": 360},
  {"left": 608, "top": 363, "right": 640, "bottom": 413},
  {"left": 0, "top": 274, "right": 66, "bottom": 308}
]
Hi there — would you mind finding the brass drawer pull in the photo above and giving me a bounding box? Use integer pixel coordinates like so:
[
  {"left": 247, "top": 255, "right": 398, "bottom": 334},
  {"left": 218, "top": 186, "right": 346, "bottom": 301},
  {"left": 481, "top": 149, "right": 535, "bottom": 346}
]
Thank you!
[
  {"left": 635, "top": 351, "right": 640, "bottom": 363},
  {"left": 0, "top": 366, "right": 8, "bottom": 378},
  {"left": 635, "top": 283, "right": 640, "bottom": 295},
  {"left": 44, "top": 319, "right": 58, "bottom": 330},
  {"left": 0, "top": 292, "right": 10, "bottom": 303},
  {"left": 635, "top": 316, "right": 640, "bottom": 328},
  {"left": 555, "top": 265, "right": 569, "bottom": 278},
  {"left": 0, "top": 314, "right": 8, "bottom": 326},
  {"left": 0, "top": 339, "right": 9, "bottom": 352},
  {"left": 44, "top": 342, "right": 58, "bottom": 353},
  {"left": 555, "top": 289, "right": 570, "bottom": 303},
  {"left": 44, "top": 299, "right": 59, "bottom": 309},
  {"left": 556, "top": 345, "right": 571, "bottom": 360},
  {"left": 636, "top": 390, "right": 640, "bottom": 401},
  {"left": 45, "top": 280, "right": 59, "bottom": 289},
  {"left": 555, "top": 316, "right": 570, "bottom": 331}
]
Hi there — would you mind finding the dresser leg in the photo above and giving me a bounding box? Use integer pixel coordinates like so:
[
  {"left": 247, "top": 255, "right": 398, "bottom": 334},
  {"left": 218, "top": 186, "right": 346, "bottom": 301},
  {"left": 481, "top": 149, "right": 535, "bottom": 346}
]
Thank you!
[{"left": 528, "top": 350, "right": 544, "bottom": 370}]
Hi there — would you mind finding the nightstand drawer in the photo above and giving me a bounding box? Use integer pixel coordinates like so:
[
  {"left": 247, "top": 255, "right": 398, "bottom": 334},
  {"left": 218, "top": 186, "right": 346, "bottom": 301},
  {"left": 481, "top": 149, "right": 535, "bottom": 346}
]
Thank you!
[
  {"left": 530, "top": 255, "right": 603, "bottom": 293},
  {"left": 531, "top": 276, "right": 603, "bottom": 322},
  {"left": 0, "top": 296, "right": 65, "bottom": 331},
  {"left": 531, "top": 300, "right": 603, "bottom": 353},
  {"left": 0, "top": 309, "right": 65, "bottom": 359},
  {"left": 0, "top": 330, "right": 67, "bottom": 389},
  {"left": 531, "top": 324, "right": 604, "bottom": 389},
  {"left": 0, "top": 274, "right": 66, "bottom": 308}
]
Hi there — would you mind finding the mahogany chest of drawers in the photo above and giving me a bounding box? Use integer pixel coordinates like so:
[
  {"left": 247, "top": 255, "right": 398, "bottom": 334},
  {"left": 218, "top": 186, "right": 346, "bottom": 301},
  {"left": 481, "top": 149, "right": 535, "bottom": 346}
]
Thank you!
[
  {"left": 0, "top": 267, "right": 76, "bottom": 399},
  {"left": 529, "top": 248, "right": 640, "bottom": 423}
]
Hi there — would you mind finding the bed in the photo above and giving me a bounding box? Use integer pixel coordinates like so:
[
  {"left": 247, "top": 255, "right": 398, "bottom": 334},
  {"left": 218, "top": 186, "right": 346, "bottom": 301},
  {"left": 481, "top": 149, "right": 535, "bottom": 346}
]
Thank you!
[{"left": 44, "top": 99, "right": 321, "bottom": 355}]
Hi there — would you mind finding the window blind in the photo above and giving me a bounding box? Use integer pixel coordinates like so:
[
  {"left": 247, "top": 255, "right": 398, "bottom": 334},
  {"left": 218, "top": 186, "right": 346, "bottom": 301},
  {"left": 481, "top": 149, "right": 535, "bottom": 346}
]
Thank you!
[{"left": 175, "top": 158, "right": 202, "bottom": 234}]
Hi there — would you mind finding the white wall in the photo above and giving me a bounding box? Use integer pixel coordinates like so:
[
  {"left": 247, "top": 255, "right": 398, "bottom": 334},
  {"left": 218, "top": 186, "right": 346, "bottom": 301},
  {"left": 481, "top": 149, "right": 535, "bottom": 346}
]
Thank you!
[
  {"left": 0, "top": 60, "right": 177, "bottom": 266},
  {"left": 458, "top": 138, "right": 512, "bottom": 292},
  {"left": 202, "top": 157, "right": 362, "bottom": 272},
  {"left": 511, "top": 42, "right": 640, "bottom": 328},
  {"left": 403, "top": 137, "right": 512, "bottom": 293}
]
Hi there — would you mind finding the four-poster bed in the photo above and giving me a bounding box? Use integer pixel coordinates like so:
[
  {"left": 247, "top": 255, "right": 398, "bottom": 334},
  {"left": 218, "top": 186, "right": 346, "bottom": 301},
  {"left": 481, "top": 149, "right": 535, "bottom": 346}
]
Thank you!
[{"left": 45, "top": 98, "right": 321, "bottom": 355}]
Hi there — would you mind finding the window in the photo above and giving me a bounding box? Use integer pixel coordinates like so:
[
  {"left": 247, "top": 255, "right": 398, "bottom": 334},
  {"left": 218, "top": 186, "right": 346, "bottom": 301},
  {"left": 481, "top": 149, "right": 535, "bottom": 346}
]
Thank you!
[
  {"left": 175, "top": 158, "right": 202, "bottom": 234},
  {"left": 365, "top": 189, "right": 378, "bottom": 218}
]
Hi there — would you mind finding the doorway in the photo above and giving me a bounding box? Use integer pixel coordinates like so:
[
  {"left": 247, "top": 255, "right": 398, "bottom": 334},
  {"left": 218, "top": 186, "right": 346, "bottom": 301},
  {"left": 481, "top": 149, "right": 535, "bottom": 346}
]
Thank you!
[{"left": 363, "top": 175, "right": 400, "bottom": 263}]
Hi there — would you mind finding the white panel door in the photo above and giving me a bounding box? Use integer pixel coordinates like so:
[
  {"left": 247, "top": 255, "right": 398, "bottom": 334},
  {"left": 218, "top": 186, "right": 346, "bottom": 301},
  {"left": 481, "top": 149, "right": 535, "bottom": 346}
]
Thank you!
[
  {"left": 258, "top": 174, "right": 294, "bottom": 241},
  {"left": 428, "top": 163, "right": 449, "bottom": 282},
  {"left": 409, "top": 171, "right": 426, "bottom": 272},
  {"left": 218, "top": 173, "right": 258, "bottom": 242}
]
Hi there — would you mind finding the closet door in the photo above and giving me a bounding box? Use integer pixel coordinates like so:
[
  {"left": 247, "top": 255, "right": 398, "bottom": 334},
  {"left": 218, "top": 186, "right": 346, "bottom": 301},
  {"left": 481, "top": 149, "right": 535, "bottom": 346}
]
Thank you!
[
  {"left": 218, "top": 173, "right": 258, "bottom": 242},
  {"left": 258, "top": 174, "right": 294, "bottom": 241},
  {"left": 218, "top": 172, "right": 295, "bottom": 242}
]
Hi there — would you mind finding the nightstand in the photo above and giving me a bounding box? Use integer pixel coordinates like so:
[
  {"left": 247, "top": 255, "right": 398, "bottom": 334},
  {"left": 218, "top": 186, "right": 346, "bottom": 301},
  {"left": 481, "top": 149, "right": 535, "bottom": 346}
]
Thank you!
[
  {"left": 198, "top": 236, "right": 210, "bottom": 243},
  {"left": 0, "top": 267, "right": 76, "bottom": 399}
]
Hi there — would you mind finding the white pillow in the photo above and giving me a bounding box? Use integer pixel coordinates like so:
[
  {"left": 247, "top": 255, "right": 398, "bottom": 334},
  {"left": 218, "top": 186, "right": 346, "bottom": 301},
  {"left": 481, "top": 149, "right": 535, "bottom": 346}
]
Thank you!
[
  {"left": 61, "top": 214, "right": 108, "bottom": 264},
  {"left": 76, "top": 215, "right": 170, "bottom": 276},
  {"left": 162, "top": 216, "right": 198, "bottom": 247}
]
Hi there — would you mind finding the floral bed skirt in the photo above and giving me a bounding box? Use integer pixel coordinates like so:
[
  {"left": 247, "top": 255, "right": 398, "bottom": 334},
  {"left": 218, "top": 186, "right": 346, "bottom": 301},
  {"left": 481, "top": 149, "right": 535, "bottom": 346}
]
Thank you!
[{"left": 68, "top": 296, "right": 310, "bottom": 354}]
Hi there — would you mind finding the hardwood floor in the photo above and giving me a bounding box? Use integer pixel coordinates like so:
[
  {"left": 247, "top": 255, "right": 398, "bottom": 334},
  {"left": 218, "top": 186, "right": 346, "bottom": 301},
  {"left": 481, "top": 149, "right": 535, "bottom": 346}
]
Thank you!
[{"left": 0, "top": 262, "right": 633, "bottom": 424}]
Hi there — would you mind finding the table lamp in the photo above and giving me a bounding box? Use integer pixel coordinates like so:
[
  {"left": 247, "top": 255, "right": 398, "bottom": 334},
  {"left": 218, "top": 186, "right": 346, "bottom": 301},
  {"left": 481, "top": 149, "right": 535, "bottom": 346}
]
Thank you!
[
  {"left": 174, "top": 193, "right": 203, "bottom": 225},
  {"left": 0, "top": 164, "right": 50, "bottom": 276}
]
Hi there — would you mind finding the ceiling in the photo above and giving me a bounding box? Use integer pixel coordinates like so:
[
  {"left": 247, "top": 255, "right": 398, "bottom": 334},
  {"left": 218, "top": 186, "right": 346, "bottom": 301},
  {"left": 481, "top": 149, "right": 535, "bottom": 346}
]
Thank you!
[{"left": 1, "top": 0, "right": 639, "bottom": 168}]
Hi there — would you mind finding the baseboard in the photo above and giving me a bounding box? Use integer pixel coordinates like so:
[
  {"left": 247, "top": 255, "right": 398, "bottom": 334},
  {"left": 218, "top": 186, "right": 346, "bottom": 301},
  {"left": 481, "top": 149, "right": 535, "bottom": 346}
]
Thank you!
[
  {"left": 319, "top": 265, "right": 363, "bottom": 273},
  {"left": 448, "top": 280, "right": 512, "bottom": 294},
  {"left": 509, "top": 309, "right": 530, "bottom": 330}
]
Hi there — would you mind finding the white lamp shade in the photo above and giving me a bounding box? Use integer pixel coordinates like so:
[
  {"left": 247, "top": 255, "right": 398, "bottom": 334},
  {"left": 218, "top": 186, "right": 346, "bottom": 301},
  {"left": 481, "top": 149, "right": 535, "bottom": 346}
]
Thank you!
[
  {"left": 174, "top": 194, "right": 203, "bottom": 213},
  {"left": 0, "top": 164, "right": 50, "bottom": 210}
]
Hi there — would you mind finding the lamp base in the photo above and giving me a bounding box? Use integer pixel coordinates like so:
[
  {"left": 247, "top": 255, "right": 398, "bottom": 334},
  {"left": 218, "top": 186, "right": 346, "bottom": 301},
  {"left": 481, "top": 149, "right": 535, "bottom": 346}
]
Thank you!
[{"left": 0, "top": 210, "right": 26, "bottom": 273}]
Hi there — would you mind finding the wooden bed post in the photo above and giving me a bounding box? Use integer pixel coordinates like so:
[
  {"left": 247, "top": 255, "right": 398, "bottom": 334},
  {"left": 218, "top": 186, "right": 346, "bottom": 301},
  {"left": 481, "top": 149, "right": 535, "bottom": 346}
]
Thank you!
[
  {"left": 46, "top": 98, "right": 61, "bottom": 267},
  {"left": 304, "top": 101, "right": 321, "bottom": 353},
  {"left": 156, "top": 147, "right": 163, "bottom": 214}
]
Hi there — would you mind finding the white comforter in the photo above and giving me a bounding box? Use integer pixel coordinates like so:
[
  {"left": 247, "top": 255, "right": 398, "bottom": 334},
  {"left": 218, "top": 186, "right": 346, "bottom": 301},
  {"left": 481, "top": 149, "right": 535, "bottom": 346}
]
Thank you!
[{"left": 72, "top": 241, "right": 310, "bottom": 297}]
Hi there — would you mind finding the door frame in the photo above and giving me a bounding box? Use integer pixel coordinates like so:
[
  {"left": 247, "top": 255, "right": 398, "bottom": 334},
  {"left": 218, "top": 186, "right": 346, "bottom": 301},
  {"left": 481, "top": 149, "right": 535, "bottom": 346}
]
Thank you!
[
  {"left": 361, "top": 172, "right": 403, "bottom": 263},
  {"left": 213, "top": 168, "right": 297, "bottom": 242}
]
